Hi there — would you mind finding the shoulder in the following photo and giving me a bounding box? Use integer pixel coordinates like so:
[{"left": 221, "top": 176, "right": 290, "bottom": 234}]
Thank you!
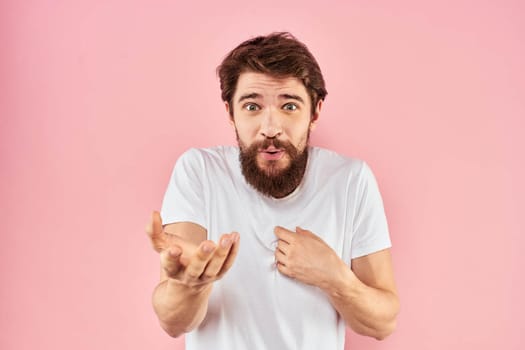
[
  {"left": 176, "top": 146, "right": 238, "bottom": 165},
  {"left": 309, "top": 147, "right": 367, "bottom": 177},
  {"left": 307, "top": 147, "right": 382, "bottom": 196},
  {"left": 173, "top": 146, "right": 239, "bottom": 177}
]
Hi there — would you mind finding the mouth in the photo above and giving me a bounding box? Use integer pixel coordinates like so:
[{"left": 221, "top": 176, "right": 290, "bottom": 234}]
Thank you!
[{"left": 259, "top": 147, "right": 285, "bottom": 161}]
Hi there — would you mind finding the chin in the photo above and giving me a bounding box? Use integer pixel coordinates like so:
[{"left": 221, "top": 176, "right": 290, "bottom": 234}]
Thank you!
[{"left": 257, "top": 157, "right": 290, "bottom": 175}]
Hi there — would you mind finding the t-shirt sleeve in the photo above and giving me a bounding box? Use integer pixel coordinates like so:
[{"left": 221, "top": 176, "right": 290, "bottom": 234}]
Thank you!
[
  {"left": 160, "top": 148, "right": 207, "bottom": 229},
  {"left": 350, "top": 161, "right": 392, "bottom": 259}
]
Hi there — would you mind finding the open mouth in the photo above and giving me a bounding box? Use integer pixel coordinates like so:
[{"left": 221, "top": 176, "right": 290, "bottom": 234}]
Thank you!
[{"left": 259, "top": 147, "right": 285, "bottom": 160}]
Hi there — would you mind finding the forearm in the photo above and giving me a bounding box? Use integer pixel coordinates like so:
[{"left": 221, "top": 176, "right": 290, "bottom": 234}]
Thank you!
[
  {"left": 322, "top": 263, "right": 399, "bottom": 340},
  {"left": 152, "top": 279, "right": 212, "bottom": 337}
]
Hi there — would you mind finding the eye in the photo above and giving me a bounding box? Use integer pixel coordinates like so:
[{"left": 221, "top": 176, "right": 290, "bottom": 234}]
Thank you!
[
  {"left": 243, "top": 103, "right": 260, "bottom": 112},
  {"left": 283, "top": 103, "right": 298, "bottom": 111}
]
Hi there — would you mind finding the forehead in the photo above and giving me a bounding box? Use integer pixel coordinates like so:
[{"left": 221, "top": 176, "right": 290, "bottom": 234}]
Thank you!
[{"left": 234, "top": 72, "right": 308, "bottom": 98}]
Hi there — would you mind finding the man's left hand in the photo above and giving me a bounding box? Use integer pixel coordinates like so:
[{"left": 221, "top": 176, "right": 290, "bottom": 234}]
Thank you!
[{"left": 274, "top": 226, "right": 346, "bottom": 288}]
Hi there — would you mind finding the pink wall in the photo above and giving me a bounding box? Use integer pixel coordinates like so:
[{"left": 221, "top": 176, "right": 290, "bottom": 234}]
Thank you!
[{"left": 2, "top": 1, "right": 524, "bottom": 349}]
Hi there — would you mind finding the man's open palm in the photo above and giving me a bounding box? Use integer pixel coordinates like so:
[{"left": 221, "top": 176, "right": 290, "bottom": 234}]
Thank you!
[{"left": 146, "top": 211, "right": 240, "bottom": 288}]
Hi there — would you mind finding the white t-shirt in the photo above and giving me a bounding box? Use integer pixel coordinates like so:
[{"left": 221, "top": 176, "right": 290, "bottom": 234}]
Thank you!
[{"left": 161, "top": 146, "right": 391, "bottom": 350}]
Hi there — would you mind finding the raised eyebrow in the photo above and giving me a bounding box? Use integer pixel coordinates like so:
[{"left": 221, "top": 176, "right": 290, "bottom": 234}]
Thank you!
[
  {"left": 237, "top": 93, "right": 262, "bottom": 103},
  {"left": 279, "top": 94, "right": 305, "bottom": 104}
]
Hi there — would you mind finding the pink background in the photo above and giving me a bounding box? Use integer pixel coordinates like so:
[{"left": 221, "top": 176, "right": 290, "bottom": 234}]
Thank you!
[{"left": 2, "top": 1, "right": 524, "bottom": 349}]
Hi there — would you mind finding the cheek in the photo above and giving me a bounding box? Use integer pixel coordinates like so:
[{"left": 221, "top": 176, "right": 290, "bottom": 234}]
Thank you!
[
  {"left": 234, "top": 120, "right": 259, "bottom": 142},
  {"left": 286, "top": 123, "right": 311, "bottom": 147}
]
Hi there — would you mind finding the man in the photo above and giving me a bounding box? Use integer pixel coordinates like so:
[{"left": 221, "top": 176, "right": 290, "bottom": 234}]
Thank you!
[{"left": 146, "top": 32, "right": 399, "bottom": 349}]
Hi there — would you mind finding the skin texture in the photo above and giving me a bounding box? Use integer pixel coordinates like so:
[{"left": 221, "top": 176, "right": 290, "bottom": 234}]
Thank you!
[
  {"left": 147, "top": 212, "right": 239, "bottom": 337},
  {"left": 226, "top": 72, "right": 321, "bottom": 174},
  {"left": 148, "top": 71, "right": 399, "bottom": 340},
  {"left": 274, "top": 226, "right": 399, "bottom": 340}
]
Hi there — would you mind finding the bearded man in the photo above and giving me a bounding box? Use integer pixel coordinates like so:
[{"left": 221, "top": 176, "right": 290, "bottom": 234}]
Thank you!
[{"left": 146, "top": 32, "right": 399, "bottom": 350}]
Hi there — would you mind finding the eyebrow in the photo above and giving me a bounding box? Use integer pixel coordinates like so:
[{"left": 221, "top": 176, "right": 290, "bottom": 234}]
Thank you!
[
  {"left": 237, "top": 93, "right": 261, "bottom": 103},
  {"left": 237, "top": 93, "right": 305, "bottom": 104},
  {"left": 281, "top": 94, "right": 305, "bottom": 104}
]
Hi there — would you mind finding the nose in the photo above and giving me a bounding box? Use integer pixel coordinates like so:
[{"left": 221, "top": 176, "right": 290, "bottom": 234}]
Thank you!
[{"left": 260, "top": 106, "right": 282, "bottom": 138}]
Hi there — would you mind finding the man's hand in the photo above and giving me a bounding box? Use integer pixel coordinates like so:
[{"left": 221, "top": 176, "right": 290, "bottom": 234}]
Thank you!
[
  {"left": 274, "top": 226, "right": 345, "bottom": 289},
  {"left": 146, "top": 211, "right": 240, "bottom": 290}
]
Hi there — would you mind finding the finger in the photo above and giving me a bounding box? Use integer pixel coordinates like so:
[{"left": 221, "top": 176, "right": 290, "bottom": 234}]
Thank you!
[
  {"left": 162, "top": 233, "right": 199, "bottom": 268},
  {"left": 217, "top": 232, "right": 240, "bottom": 277},
  {"left": 296, "top": 226, "right": 314, "bottom": 237},
  {"left": 274, "top": 248, "right": 287, "bottom": 265},
  {"left": 276, "top": 261, "right": 293, "bottom": 278},
  {"left": 201, "top": 233, "right": 234, "bottom": 279},
  {"left": 147, "top": 211, "right": 166, "bottom": 252},
  {"left": 164, "top": 233, "right": 197, "bottom": 257},
  {"left": 274, "top": 226, "right": 295, "bottom": 243},
  {"left": 146, "top": 211, "right": 163, "bottom": 237},
  {"left": 296, "top": 226, "right": 308, "bottom": 234},
  {"left": 145, "top": 212, "right": 155, "bottom": 237},
  {"left": 276, "top": 239, "right": 290, "bottom": 255},
  {"left": 160, "top": 246, "right": 183, "bottom": 278},
  {"left": 297, "top": 227, "right": 324, "bottom": 244},
  {"left": 152, "top": 211, "right": 164, "bottom": 235},
  {"left": 184, "top": 241, "right": 217, "bottom": 280}
]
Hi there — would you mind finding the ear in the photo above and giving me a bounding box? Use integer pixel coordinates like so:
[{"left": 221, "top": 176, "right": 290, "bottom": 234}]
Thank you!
[
  {"left": 225, "top": 102, "right": 235, "bottom": 128},
  {"left": 309, "top": 99, "right": 323, "bottom": 131}
]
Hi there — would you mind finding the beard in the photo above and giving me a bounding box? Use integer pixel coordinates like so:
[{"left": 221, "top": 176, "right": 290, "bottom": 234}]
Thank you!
[{"left": 237, "top": 132, "right": 309, "bottom": 199}]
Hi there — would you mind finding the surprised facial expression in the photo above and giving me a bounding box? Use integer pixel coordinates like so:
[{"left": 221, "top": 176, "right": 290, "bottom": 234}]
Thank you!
[{"left": 227, "top": 72, "right": 322, "bottom": 198}]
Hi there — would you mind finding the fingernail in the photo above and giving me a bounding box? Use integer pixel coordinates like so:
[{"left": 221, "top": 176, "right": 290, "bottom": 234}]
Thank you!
[
  {"left": 221, "top": 238, "right": 231, "bottom": 248},
  {"left": 169, "top": 248, "right": 181, "bottom": 257},
  {"left": 202, "top": 244, "right": 212, "bottom": 253}
]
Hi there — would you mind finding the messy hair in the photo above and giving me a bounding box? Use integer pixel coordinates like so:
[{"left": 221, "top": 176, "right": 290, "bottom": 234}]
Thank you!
[{"left": 217, "top": 32, "right": 328, "bottom": 117}]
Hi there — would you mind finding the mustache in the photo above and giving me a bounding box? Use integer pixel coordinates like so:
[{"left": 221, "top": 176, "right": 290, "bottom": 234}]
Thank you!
[{"left": 251, "top": 138, "right": 298, "bottom": 156}]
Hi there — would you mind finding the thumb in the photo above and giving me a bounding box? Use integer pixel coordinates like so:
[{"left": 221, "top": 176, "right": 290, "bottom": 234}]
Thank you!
[
  {"left": 296, "top": 226, "right": 310, "bottom": 235},
  {"left": 148, "top": 210, "right": 166, "bottom": 253},
  {"left": 152, "top": 210, "right": 163, "bottom": 235}
]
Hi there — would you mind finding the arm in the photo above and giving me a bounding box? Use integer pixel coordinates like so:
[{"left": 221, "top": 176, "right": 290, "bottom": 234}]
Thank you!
[
  {"left": 152, "top": 221, "right": 210, "bottom": 337},
  {"left": 274, "top": 227, "right": 399, "bottom": 340},
  {"left": 153, "top": 272, "right": 213, "bottom": 337},
  {"left": 322, "top": 249, "right": 399, "bottom": 340},
  {"left": 147, "top": 211, "right": 240, "bottom": 337}
]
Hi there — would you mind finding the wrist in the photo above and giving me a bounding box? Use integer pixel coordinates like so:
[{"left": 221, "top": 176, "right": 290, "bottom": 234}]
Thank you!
[
  {"left": 166, "top": 278, "right": 213, "bottom": 296},
  {"left": 320, "top": 259, "right": 360, "bottom": 299}
]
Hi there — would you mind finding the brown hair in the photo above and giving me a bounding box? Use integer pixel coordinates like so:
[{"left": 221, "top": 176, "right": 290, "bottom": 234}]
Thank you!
[{"left": 217, "top": 32, "right": 328, "bottom": 117}]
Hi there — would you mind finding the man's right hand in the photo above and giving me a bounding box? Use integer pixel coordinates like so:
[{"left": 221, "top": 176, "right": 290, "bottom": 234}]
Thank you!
[{"left": 146, "top": 211, "right": 240, "bottom": 290}]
